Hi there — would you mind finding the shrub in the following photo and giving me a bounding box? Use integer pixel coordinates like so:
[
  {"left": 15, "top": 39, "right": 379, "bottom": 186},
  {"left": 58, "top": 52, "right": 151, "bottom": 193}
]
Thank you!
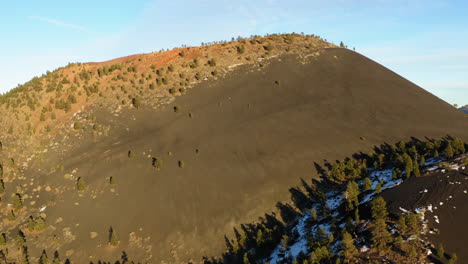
[
  {"left": 152, "top": 157, "right": 163, "bottom": 170},
  {"left": 76, "top": 177, "right": 86, "bottom": 192},
  {"left": 236, "top": 46, "right": 245, "bottom": 54},
  {"left": 178, "top": 160, "right": 185, "bottom": 168},
  {"left": 131, "top": 97, "right": 141, "bottom": 108}
]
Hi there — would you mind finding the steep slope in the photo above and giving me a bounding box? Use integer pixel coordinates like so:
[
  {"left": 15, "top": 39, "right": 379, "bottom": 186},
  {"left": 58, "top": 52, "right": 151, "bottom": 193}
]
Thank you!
[{"left": 0, "top": 36, "right": 467, "bottom": 263}]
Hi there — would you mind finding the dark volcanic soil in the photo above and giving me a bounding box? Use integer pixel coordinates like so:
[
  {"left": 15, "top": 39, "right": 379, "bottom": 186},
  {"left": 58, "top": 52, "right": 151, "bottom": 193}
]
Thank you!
[
  {"left": 382, "top": 167, "right": 468, "bottom": 261},
  {"left": 17, "top": 48, "right": 468, "bottom": 263}
]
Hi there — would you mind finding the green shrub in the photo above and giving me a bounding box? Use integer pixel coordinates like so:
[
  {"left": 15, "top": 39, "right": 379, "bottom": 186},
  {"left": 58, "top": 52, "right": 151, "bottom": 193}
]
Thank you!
[{"left": 76, "top": 177, "right": 86, "bottom": 192}]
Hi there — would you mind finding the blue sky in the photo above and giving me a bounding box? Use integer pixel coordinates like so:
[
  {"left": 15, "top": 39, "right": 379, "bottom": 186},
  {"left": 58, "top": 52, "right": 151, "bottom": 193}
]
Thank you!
[{"left": 1, "top": 0, "right": 467, "bottom": 106}]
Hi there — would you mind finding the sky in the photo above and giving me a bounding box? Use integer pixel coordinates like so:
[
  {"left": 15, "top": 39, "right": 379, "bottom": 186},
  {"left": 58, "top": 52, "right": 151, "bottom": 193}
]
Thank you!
[{"left": 1, "top": 0, "right": 467, "bottom": 106}]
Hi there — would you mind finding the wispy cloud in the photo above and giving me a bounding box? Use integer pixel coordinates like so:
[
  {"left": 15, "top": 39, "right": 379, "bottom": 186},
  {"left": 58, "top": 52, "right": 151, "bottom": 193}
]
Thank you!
[{"left": 27, "top": 16, "right": 94, "bottom": 34}]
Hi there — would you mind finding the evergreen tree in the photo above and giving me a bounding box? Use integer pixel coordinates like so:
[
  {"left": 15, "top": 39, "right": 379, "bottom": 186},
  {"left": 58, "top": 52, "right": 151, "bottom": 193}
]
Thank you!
[
  {"left": 39, "top": 250, "right": 49, "bottom": 264},
  {"left": 437, "top": 243, "right": 445, "bottom": 259},
  {"left": 52, "top": 251, "right": 61, "bottom": 264},
  {"left": 76, "top": 177, "right": 86, "bottom": 192},
  {"left": 371, "top": 196, "right": 388, "bottom": 221},
  {"left": 448, "top": 253, "right": 458, "bottom": 264},
  {"left": 445, "top": 143, "right": 454, "bottom": 158},
  {"left": 0, "top": 233, "right": 6, "bottom": 246},
  {"left": 372, "top": 219, "right": 391, "bottom": 250},
  {"left": 354, "top": 208, "right": 360, "bottom": 222},
  {"left": 7, "top": 209, "right": 16, "bottom": 221},
  {"left": 397, "top": 216, "right": 407, "bottom": 234},
  {"left": 345, "top": 180, "right": 359, "bottom": 211},
  {"left": 362, "top": 177, "right": 372, "bottom": 191},
  {"left": 375, "top": 183, "right": 382, "bottom": 194},
  {"left": 310, "top": 208, "right": 318, "bottom": 221},
  {"left": 12, "top": 193, "right": 23, "bottom": 210},
  {"left": 108, "top": 226, "right": 120, "bottom": 246},
  {"left": 434, "top": 149, "right": 439, "bottom": 157},
  {"left": 419, "top": 156, "right": 426, "bottom": 166},
  {"left": 413, "top": 159, "right": 420, "bottom": 177},
  {"left": 243, "top": 252, "right": 250, "bottom": 264},
  {"left": 340, "top": 230, "right": 357, "bottom": 263}
]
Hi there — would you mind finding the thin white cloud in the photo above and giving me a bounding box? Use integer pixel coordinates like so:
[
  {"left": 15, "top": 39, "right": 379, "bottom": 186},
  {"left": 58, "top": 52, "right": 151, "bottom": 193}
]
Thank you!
[{"left": 27, "top": 16, "right": 94, "bottom": 34}]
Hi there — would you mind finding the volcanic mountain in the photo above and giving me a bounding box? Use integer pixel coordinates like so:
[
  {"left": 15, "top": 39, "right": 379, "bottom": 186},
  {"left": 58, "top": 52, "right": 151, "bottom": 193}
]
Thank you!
[{"left": 0, "top": 33, "right": 467, "bottom": 263}]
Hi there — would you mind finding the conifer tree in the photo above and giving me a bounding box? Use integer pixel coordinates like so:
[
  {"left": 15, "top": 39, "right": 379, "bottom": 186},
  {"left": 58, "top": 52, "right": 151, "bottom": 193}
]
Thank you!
[
  {"left": 437, "top": 243, "right": 445, "bottom": 259},
  {"left": 413, "top": 159, "right": 421, "bottom": 177},
  {"left": 445, "top": 143, "right": 454, "bottom": 158},
  {"left": 362, "top": 177, "right": 372, "bottom": 192},
  {"left": 371, "top": 196, "right": 388, "bottom": 221},
  {"left": 108, "top": 226, "right": 120, "bottom": 246},
  {"left": 310, "top": 208, "right": 318, "bottom": 221},
  {"left": 12, "top": 193, "right": 23, "bottom": 210},
  {"left": 76, "top": 177, "right": 86, "bottom": 192},
  {"left": 375, "top": 183, "right": 382, "bottom": 194},
  {"left": 39, "top": 250, "right": 49, "bottom": 264},
  {"left": 340, "top": 230, "right": 357, "bottom": 263},
  {"left": 52, "top": 251, "right": 61, "bottom": 264},
  {"left": 0, "top": 233, "right": 6, "bottom": 246},
  {"left": 345, "top": 180, "right": 359, "bottom": 211}
]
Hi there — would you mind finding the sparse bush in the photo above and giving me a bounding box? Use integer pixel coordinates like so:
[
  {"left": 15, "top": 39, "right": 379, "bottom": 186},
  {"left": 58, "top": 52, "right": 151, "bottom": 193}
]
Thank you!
[
  {"left": 73, "top": 122, "right": 81, "bottom": 130},
  {"left": 76, "top": 177, "right": 86, "bottom": 192},
  {"left": 128, "top": 150, "right": 133, "bottom": 158},
  {"left": 131, "top": 97, "right": 141, "bottom": 108},
  {"left": 110, "top": 176, "right": 116, "bottom": 185},
  {"left": 178, "top": 160, "right": 185, "bottom": 168},
  {"left": 173, "top": 106, "right": 180, "bottom": 113},
  {"left": 152, "top": 157, "right": 163, "bottom": 170},
  {"left": 207, "top": 58, "right": 217, "bottom": 67},
  {"left": 236, "top": 45, "right": 245, "bottom": 54}
]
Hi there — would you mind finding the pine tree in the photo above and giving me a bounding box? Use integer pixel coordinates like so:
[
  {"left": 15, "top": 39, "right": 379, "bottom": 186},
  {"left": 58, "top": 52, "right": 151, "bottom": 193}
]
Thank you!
[
  {"left": 108, "top": 226, "right": 120, "bottom": 246},
  {"left": 52, "top": 251, "right": 61, "bottom": 264},
  {"left": 445, "top": 143, "right": 454, "bottom": 158},
  {"left": 39, "top": 250, "right": 49, "bottom": 264},
  {"left": 12, "top": 193, "right": 23, "bottom": 210},
  {"left": 375, "top": 183, "right": 382, "bottom": 194},
  {"left": 76, "top": 177, "right": 86, "bottom": 192},
  {"left": 362, "top": 177, "right": 372, "bottom": 191},
  {"left": 372, "top": 219, "right": 391, "bottom": 250},
  {"left": 420, "top": 156, "right": 426, "bottom": 166},
  {"left": 243, "top": 253, "right": 250, "bottom": 264},
  {"left": 0, "top": 233, "right": 6, "bottom": 245},
  {"left": 371, "top": 196, "right": 388, "bottom": 221},
  {"left": 7, "top": 209, "right": 16, "bottom": 221},
  {"left": 16, "top": 230, "right": 26, "bottom": 249},
  {"left": 311, "top": 208, "right": 318, "bottom": 221},
  {"left": 437, "top": 243, "right": 445, "bottom": 259},
  {"left": 354, "top": 208, "right": 360, "bottom": 222},
  {"left": 413, "top": 159, "right": 421, "bottom": 177},
  {"left": 345, "top": 180, "right": 359, "bottom": 211},
  {"left": 340, "top": 230, "right": 358, "bottom": 263}
]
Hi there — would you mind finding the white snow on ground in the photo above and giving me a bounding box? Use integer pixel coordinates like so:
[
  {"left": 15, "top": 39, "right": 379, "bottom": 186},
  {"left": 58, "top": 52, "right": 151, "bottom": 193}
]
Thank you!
[{"left": 264, "top": 157, "right": 458, "bottom": 263}]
